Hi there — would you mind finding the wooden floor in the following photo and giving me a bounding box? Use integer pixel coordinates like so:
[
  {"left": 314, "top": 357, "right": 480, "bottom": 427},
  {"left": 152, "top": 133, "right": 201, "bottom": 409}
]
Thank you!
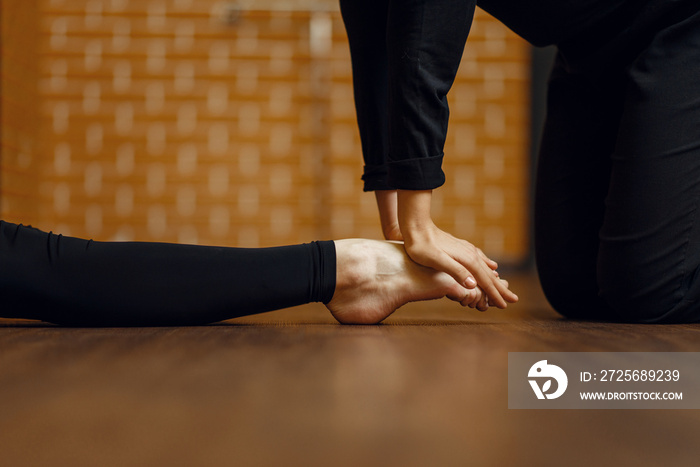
[{"left": 2, "top": 271, "right": 700, "bottom": 466}]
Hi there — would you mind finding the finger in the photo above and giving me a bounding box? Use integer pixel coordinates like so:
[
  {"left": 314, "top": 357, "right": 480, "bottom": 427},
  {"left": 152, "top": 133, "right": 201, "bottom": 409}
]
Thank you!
[
  {"left": 448, "top": 239, "right": 516, "bottom": 306},
  {"left": 494, "top": 279, "right": 518, "bottom": 305},
  {"left": 463, "top": 289, "right": 477, "bottom": 307},
  {"left": 445, "top": 283, "right": 471, "bottom": 303},
  {"left": 477, "top": 247, "right": 499, "bottom": 270},
  {"left": 425, "top": 249, "right": 478, "bottom": 290},
  {"left": 484, "top": 275, "right": 517, "bottom": 308},
  {"left": 459, "top": 256, "right": 509, "bottom": 308},
  {"left": 498, "top": 278, "right": 518, "bottom": 303},
  {"left": 461, "top": 286, "right": 483, "bottom": 308},
  {"left": 403, "top": 242, "right": 473, "bottom": 289},
  {"left": 472, "top": 286, "right": 489, "bottom": 311},
  {"left": 442, "top": 242, "right": 508, "bottom": 306},
  {"left": 471, "top": 258, "right": 520, "bottom": 307},
  {"left": 462, "top": 293, "right": 479, "bottom": 308},
  {"left": 460, "top": 290, "right": 475, "bottom": 307}
]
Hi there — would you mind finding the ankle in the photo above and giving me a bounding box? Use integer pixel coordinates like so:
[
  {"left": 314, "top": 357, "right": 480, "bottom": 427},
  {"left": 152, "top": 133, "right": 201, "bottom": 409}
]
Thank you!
[{"left": 333, "top": 239, "right": 372, "bottom": 292}]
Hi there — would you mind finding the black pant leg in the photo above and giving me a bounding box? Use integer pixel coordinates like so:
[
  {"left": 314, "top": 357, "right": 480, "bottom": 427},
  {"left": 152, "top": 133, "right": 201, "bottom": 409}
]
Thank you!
[
  {"left": 537, "top": 9, "right": 700, "bottom": 323},
  {"left": 0, "top": 221, "right": 336, "bottom": 326},
  {"left": 534, "top": 56, "right": 625, "bottom": 321},
  {"left": 596, "top": 9, "right": 700, "bottom": 323},
  {"left": 339, "top": 0, "right": 391, "bottom": 192},
  {"left": 384, "top": 0, "right": 476, "bottom": 190},
  {"left": 340, "top": 0, "right": 476, "bottom": 191}
]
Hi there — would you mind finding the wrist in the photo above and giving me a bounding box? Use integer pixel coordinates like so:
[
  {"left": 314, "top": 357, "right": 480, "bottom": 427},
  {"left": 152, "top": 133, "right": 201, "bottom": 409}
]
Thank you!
[
  {"left": 375, "top": 190, "right": 403, "bottom": 240},
  {"left": 397, "top": 190, "right": 435, "bottom": 239}
]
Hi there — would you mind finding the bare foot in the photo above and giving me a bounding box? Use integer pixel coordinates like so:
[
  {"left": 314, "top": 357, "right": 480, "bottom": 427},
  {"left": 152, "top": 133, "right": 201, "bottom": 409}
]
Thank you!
[{"left": 326, "top": 239, "right": 473, "bottom": 324}]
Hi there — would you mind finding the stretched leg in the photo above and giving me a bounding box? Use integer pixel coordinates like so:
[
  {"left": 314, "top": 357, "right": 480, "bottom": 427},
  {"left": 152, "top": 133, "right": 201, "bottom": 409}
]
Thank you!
[
  {"left": 0, "top": 221, "right": 335, "bottom": 326},
  {"left": 534, "top": 55, "right": 625, "bottom": 320},
  {"left": 597, "top": 9, "right": 700, "bottom": 323},
  {"left": 0, "top": 221, "right": 470, "bottom": 326}
]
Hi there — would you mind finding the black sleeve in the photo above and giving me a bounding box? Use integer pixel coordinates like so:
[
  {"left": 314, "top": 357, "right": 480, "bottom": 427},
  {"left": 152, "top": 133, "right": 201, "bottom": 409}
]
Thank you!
[{"left": 341, "top": 0, "right": 476, "bottom": 191}]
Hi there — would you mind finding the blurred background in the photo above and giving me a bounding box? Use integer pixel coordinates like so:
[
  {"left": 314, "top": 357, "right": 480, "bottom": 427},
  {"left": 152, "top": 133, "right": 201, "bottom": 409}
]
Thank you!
[{"left": 1, "top": 0, "right": 531, "bottom": 263}]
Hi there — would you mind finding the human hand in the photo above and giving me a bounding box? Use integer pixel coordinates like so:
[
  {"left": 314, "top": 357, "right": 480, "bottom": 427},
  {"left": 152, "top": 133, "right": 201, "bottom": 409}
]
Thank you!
[
  {"left": 397, "top": 190, "right": 518, "bottom": 309},
  {"left": 403, "top": 222, "right": 517, "bottom": 308}
]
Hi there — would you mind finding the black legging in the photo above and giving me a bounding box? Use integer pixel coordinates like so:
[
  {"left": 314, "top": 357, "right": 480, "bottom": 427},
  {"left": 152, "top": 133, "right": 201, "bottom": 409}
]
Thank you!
[{"left": 0, "top": 221, "right": 336, "bottom": 326}]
